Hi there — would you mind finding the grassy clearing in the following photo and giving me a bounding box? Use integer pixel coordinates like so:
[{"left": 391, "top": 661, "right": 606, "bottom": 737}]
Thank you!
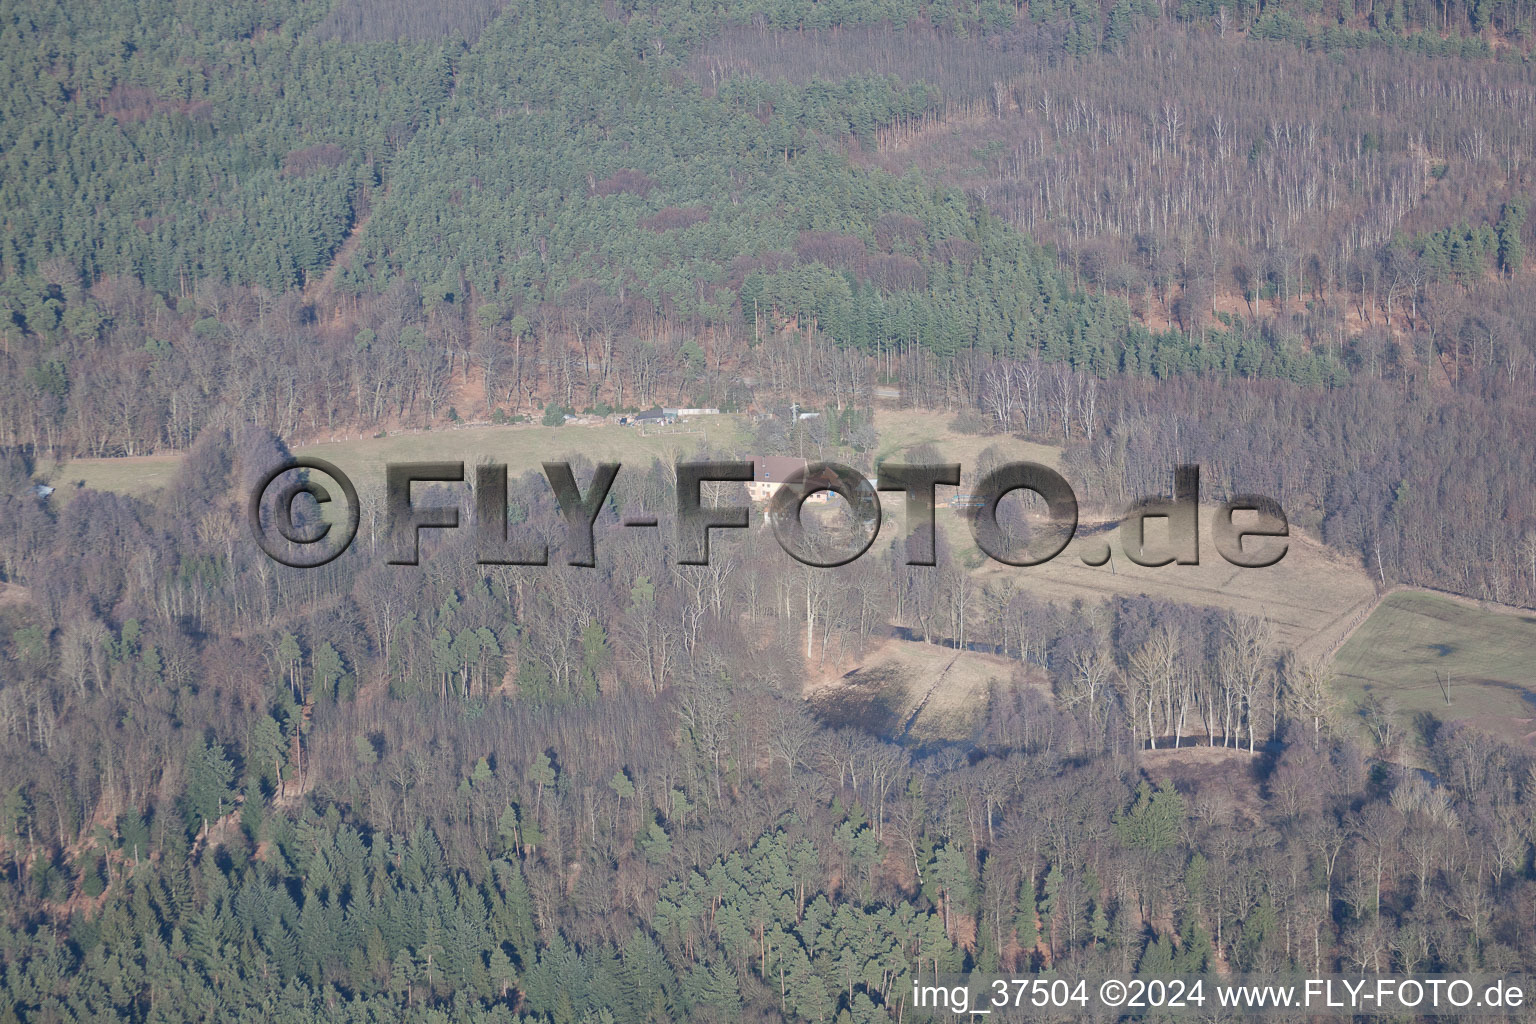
[
  {"left": 39, "top": 454, "right": 182, "bottom": 499},
  {"left": 296, "top": 417, "right": 745, "bottom": 492},
  {"left": 970, "top": 509, "right": 1377, "bottom": 662},
  {"left": 870, "top": 408, "right": 1062, "bottom": 472},
  {"left": 1332, "top": 592, "right": 1536, "bottom": 746},
  {"left": 40, "top": 417, "right": 747, "bottom": 501},
  {"left": 867, "top": 409, "right": 1376, "bottom": 662}
]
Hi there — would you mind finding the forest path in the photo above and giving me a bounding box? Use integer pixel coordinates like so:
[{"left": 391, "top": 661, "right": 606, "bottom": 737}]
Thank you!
[
  {"left": 897, "top": 653, "right": 960, "bottom": 740},
  {"left": 304, "top": 197, "right": 379, "bottom": 307}
]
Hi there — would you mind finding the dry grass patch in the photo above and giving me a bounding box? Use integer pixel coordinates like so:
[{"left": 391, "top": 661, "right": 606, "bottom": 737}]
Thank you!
[{"left": 810, "top": 636, "right": 1021, "bottom": 742}]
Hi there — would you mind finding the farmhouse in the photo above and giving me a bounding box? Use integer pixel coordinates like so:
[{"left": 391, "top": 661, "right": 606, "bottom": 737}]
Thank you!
[{"left": 747, "top": 456, "right": 828, "bottom": 504}]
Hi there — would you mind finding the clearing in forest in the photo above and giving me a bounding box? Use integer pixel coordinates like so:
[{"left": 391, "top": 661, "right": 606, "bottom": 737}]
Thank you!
[
  {"left": 869, "top": 410, "right": 1377, "bottom": 662},
  {"left": 294, "top": 417, "right": 744, "bottom": 489},
  {"left": 44, "top": 408, "right": 1376, "bottom": 670},
  {"left": 1331, "top": 591, "right": 1536, "bottom": 746},
  {"left": 808, "top": 638, "right": 1025, "bottom": 743},
  {"left": 40, "top": 416, "right": 745, "bottom": 500},
  {"left": 38, "top": 453, "right": 182, "bottom": 498}
]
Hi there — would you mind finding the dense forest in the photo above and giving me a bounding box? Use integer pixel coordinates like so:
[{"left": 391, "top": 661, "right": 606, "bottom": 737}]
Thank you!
[{"left": 4, "top": 0, "right": 1536, "bottom": 1020}]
